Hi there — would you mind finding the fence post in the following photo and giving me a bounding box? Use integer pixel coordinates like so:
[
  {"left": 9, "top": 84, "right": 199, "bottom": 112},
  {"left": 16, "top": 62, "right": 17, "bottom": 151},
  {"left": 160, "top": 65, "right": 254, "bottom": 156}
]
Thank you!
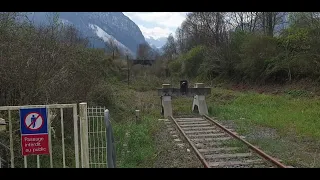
[
  {"left": 104, "top": 109, "right": 116, "bottom": 168},
  {"left": 135, "top": 110, "right": 140, "bottom": 123},
  {"left": 79, "top": 102, "right": 89, "bottom": 168}
]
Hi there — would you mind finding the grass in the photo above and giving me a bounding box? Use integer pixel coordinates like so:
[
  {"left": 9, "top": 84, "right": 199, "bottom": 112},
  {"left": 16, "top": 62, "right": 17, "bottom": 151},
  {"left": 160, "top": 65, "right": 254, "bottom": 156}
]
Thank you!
[
  {"left": 205, "top": 87, "right": 320, "bottom": 167},
  {"left": 109, "top": 81, "right": 164, "bottom": 168},
  {"left": 113, "top": 115, "right": 161, "bottom": 168},
  {"left": 208, "top": 88, "right": 320, "bottom": 139}
]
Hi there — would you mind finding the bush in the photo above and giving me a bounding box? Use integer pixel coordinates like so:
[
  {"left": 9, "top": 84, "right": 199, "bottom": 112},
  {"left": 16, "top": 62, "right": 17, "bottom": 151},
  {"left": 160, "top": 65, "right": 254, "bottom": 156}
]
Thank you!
[
  {"left": 168, "top": 59, "right": 183, "bottom": 77},
  {"left": 0, "top": 13, "right": 122, "bottom": 106},
  {"left": 86, "top": 81, "right": 115, "bottom": 107},
  {"left": 237, "top": 35, "right": 280, "bottom": 82}
]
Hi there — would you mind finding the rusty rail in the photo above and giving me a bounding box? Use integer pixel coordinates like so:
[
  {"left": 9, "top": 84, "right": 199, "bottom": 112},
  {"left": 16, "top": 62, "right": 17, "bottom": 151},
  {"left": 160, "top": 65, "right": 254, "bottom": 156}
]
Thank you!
[
  {"left": 203, "top": 115, "right": 287, "bottom": 168},
  {"left": 169, "top": 116, "right": 209, "bottom": 168}
]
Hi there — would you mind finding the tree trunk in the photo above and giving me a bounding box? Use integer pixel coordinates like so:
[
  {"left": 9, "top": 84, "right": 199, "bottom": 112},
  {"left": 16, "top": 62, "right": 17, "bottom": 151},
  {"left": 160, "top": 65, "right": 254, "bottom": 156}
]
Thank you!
[
  {"left": 288, "top": 67, "right": 292, "bottom": 82},
  {"left": 215, "top": 12, "right": 220, "bottom": 46},
  {"left": 267, "top": 12, "right": 274, "bottom": 37}
]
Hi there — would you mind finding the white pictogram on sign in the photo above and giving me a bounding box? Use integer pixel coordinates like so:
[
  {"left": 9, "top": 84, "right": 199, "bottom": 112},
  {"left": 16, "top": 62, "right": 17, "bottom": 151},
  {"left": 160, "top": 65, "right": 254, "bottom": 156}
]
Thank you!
[{"left": 24, "top": 112, "right": 44, "bottom": 131}]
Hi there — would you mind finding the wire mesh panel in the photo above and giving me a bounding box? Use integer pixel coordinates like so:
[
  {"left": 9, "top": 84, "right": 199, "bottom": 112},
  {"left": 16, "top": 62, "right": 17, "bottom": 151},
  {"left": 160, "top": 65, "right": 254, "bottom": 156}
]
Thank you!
[{"left": 87, "top": 106, "right": 107, "bottom": 168}]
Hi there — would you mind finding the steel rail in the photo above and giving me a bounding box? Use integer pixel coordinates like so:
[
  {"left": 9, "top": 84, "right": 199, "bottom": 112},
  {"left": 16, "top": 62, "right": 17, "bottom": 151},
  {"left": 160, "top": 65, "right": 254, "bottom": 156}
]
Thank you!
[{"left": 203, "top": 115, "right": 287, "bottom": 168}]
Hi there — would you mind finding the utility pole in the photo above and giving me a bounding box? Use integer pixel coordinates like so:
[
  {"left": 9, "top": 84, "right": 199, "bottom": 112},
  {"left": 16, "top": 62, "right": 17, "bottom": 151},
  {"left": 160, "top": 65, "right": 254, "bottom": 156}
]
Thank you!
[{"left": 127, "top": 55, "right": 130, "bottom": 86}]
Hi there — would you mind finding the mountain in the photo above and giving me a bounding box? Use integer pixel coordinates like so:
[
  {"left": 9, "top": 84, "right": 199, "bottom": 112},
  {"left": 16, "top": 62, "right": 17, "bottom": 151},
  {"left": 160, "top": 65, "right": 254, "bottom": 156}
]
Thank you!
[
  {"left": 145, "top": 37, "right": 167, "bottom": 49},
  {"left": 27, "top": 12, "right": 147, "bottom": 56}
]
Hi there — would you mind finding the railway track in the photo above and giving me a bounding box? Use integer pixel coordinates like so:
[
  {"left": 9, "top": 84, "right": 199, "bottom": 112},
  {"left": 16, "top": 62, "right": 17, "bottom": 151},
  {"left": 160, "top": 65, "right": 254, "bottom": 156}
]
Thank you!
[{"left": 166, "top": 115, "right": 287, "bottom": 168}]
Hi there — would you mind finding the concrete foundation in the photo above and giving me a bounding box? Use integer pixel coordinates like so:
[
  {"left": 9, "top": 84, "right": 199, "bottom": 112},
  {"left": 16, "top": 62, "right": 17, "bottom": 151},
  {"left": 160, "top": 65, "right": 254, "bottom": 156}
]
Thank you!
[
  {"left": 161, "top": 84, "right": 173, "bottom": 118},
  {"left": 192, "top": 83, "right": 209, "bottom": 115}
]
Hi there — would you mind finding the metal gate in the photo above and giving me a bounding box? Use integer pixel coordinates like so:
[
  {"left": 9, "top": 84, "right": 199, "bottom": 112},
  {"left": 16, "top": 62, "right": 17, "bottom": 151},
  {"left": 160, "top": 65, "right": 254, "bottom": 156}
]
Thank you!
[
  {"left": 79, "top": 103, "right": 115, "bottom": 168},
  {"left": 0, "top": 103, "right": 114, "bottom": 168},
  {"left": 86, "top": 105, "right": 107, "bottom": 168},
  {"left": 0, "top": 104, "right": 80, "bottom": 168}
]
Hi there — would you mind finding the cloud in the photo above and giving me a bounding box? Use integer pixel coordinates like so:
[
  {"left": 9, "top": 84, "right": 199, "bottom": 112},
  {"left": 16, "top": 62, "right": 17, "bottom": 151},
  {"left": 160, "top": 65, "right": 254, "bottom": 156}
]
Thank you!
[
  {"left": 124, "top": 12, "right": 188, "bottom": 39},
  {"left": 124, "top": 12, "right": 187, "bottom": 28},
  {"left": 138, "top": 25, "right": 171, "bottom": 39}
]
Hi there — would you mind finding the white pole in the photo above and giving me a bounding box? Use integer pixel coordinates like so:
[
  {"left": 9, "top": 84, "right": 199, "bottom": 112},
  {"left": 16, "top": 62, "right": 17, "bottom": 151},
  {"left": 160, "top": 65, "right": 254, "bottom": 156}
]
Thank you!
[{"left": 79, "top": 102, "right": 89, "bottom": 168}]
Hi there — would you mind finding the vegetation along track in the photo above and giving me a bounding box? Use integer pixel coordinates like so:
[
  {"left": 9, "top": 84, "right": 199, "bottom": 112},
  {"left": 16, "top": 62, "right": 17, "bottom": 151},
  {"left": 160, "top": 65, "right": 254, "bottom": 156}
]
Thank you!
[{"left": 168, "top": 115, "right": 288, "bottom": 168}]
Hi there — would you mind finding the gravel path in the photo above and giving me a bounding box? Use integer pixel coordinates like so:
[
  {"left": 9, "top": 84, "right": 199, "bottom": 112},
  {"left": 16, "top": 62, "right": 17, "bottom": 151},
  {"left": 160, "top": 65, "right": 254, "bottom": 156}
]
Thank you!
[{"left": 153, "top": 119, "right": 203, "bottom": 168}]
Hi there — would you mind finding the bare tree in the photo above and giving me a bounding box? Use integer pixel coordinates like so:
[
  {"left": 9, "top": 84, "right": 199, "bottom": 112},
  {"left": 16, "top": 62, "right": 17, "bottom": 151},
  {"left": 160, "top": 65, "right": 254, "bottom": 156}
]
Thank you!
[
  {"left": 253, "top": 12, "right": 288, "bottom": 36},
  {"left": 225, "top": 12, "right": 259, "bottom": 33},
  {"left": 162, "top": 33, "right": 177, "bottom": 60}
]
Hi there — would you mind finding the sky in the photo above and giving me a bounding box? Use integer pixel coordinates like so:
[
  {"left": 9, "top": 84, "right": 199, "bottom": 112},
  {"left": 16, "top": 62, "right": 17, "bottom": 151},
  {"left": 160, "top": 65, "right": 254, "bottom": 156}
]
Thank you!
[{"left": 123, "top": 12, "right": 188, "bottom": 40}]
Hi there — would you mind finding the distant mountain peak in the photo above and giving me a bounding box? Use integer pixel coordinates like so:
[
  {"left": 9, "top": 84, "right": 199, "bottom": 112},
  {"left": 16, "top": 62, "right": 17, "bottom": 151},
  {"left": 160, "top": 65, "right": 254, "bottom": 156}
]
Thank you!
[
  {"left": 27, "top": 12, "right": 146, "bottom": 56},
  {"left": 145, "top": 37, "right": 167, "bottom": 49}
]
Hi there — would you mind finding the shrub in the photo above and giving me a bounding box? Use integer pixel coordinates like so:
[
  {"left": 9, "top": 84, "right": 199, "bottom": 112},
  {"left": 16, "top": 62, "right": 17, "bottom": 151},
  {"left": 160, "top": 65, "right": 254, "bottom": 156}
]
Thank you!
[{"left": 237, "top": 35, "right": 279, "bottom": 82}]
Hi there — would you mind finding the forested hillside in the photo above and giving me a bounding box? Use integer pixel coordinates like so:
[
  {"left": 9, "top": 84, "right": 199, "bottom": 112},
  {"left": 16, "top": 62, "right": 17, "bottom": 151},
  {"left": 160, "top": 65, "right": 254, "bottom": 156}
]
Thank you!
[{"left": 160, "top": 12, "right": 320, "bottom": 85}]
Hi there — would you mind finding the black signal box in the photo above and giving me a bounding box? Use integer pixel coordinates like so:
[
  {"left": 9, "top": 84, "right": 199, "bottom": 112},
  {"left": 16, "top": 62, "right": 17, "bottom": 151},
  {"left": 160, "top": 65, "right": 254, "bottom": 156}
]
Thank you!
[{"left": 180, "top": 80, "right": 188, "bottom": 95}]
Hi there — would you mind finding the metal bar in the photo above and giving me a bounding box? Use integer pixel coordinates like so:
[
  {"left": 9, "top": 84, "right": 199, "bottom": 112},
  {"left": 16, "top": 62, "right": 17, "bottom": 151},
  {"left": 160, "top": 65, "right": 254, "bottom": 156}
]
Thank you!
[
  {"left": 24, "top": 156, "right": 27, "bottom": 168},
  {"left": 100, "top": 111, "right": 104, "bottom": 167},
  {"left": 88, "top": 131, "right": 106, "bottom": 134},
  {"left": 103, "top": 109, "right": 107, "bottom": 168},
  {"left": 203, "top": 115, "right": 287, "bottom": 168},
  {"left": 0, "top": 104, "right": 76, "bottom": 111},
  {"left": 8, "top": 110, "right": 14, "bottom": 168},
  {"left": 98, "top": 109, "right": 101, "bottom": 168},
  {"left": 37, "top": 155, "right": 40, "bottom": 168},
  {"left": 60, "top": 108, "right": 66, "bottom": 168},
  {"left": 93, "top": 112, "right": 96, "bottom": 168},
  {"left": 96, "top": 107, "right": 100, "bottom": 168},
  {"left": 80, "top": 105, "right": 84, "bottom": 167},
  {"left": 89, "top": 163, "right": 107, "bottom": 165},
  {"left": 88, "top": 109, "right": 92, "bottom": 168},
  {"left": 73, "top": 105, "right": 80, "bottom": 168},
  {"left": 169, "top": 116, "right": 209, "bottom": 168},
  {"left": 0, "top": 142, "right": 10, "bottom": 150},
  {"left": 48, "top": 108, "right": 53, "bottom": 168}
]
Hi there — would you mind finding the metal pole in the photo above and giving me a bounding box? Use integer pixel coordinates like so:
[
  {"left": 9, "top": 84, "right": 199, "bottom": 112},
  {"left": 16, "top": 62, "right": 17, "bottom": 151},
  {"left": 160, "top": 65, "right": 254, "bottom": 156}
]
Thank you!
[
  {"left": 8, "top": 110, "right": 14, "bottom": 168},
  {"left": 73, "top": 105, "right": 80, "bottom": 168},
  {"left": 127, "top": 55, "right": 130, "bottom": 86},
  {"left": 104, "top": 109, "right": 116, "bottom": 168},
  {"left": 48, "top": 108, "right": 53, "bottom": 168}
]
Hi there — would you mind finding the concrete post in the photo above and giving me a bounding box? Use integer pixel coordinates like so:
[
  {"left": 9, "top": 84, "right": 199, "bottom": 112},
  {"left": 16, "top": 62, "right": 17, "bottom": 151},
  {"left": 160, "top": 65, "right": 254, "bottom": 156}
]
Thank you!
[
  {"left": 192, "top": 83, "right": 209, "bottom": 115},
  {"left": 135, "top": 110, "right": 140, "bottom": 123},
  {"left": 161, "top": 84, "right": 173, "bottom": 118},
  {"left": 79, "top": 102, "right": 89, "bottom": 168}
]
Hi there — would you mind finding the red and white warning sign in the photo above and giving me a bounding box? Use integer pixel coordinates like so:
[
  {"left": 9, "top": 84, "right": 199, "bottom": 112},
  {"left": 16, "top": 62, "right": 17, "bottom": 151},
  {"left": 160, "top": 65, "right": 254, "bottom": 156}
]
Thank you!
[
  {"left": 21, "top": 134, "right": 49, "bottom": 156},
  {"left": 20, "top": 108, "right": 49, "bottom": 156},
  {"left": 24, "top": 112, "right": 44, "bottom": 131}
]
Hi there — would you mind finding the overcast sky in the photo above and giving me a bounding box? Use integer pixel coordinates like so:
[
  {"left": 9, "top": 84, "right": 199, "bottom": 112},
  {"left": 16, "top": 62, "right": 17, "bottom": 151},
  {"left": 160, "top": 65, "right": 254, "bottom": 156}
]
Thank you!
[{"left": 123, "top": 12, "right": 188, "bottom": 40}]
